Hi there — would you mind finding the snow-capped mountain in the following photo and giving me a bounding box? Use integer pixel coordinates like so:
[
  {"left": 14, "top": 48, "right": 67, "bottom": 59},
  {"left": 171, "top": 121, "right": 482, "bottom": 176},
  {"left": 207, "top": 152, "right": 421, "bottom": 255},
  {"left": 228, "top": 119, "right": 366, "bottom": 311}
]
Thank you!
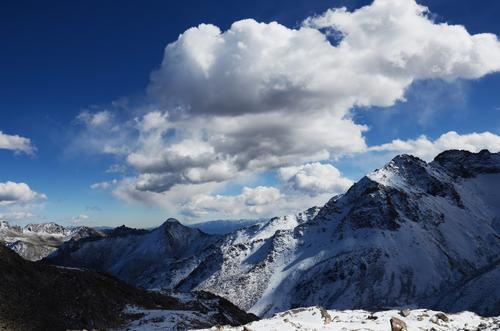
[
  {"left": 180, "top": 150, "right": 500, "bottom": 317},
  {"left": 0, "top": 221, "right": 102, "bottom": 261},
  {"left": 48, "top": 150, "right": 500, "bottom": 317},
  {"left": 0, "top": 244, "right": 257, "bottom": 331}
]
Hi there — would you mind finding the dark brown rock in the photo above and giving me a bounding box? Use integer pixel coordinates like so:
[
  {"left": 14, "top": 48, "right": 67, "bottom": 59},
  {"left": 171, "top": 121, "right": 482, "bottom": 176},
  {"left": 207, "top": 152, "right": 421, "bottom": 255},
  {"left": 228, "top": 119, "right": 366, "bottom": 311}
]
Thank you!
[{"left": 390, "top": 317, "right": 407, "bottom": 331}]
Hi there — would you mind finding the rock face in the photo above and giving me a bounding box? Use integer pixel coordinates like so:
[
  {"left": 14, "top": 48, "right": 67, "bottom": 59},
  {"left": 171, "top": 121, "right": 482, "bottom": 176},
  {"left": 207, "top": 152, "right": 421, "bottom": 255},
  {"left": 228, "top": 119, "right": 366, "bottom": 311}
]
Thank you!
[
  {"left": 48, "top": 150, "right": 500, "bottom": 317},
  {"left": 0, "top": 244, "right": 257, "bottom": 331},
  {"left": 0, "top": 221, "right": 103, "bottom": 261}
]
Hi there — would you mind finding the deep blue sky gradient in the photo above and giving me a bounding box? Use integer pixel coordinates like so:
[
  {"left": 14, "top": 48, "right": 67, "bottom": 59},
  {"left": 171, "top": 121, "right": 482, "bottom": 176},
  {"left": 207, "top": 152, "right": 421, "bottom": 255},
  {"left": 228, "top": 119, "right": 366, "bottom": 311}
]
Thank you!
[{"left": 1, "top": 0, "right": 499, "bottom": 226}]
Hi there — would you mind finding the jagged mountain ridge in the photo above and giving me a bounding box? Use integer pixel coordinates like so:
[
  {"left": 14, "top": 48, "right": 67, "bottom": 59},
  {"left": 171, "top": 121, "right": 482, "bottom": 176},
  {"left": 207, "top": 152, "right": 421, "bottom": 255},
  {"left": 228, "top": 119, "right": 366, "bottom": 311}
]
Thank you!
[
  {"left": 0, "top": 221, "right": 103, "bottom": 261},
  {"left": 0, "top": 244, "right": 257, "bottom": 331},
  {"left": 48, "top": 150, "right": 500, "bottom": 317}
]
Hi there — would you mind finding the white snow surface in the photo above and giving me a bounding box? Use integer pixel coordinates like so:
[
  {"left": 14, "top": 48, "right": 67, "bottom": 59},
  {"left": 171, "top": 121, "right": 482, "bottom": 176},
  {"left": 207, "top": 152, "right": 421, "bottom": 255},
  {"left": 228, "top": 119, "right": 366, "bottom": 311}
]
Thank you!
[
  {"left": 195, "top": 306, "right": 500, "bottom": 331},
  {"left": 117, "top": 306, "right": 218, "bottom": 331}
]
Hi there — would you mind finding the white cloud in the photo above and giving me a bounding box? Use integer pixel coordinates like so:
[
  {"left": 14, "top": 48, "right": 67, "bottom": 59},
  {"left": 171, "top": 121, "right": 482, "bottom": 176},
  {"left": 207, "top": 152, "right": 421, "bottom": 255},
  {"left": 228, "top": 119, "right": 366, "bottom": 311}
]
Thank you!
[
  {"left": 179, "top": 185, "right": 338, "bottom": 220},
  {"left": 305, "top": 0, "right": 500, "bottom": 82},
  {"left": 0, "top": 182, "right": 47, "bottom": 206},
  {"left": 73, "top": 0, "right": 500, "bottom": 219},
  {"left": 370, "top": 131, "right": 500, "bottom": 161},
  {"left": 180, "top": 186, "right": 282, "bottom": 218},
  {"left": 133, "top": 0, "right": 500, "bottom": 193},
  {"left": 0, "top": 131, "right": 35, "bottom": 155},
  {"left": 279, "top": 162, "right": 353, "bottom": 196}
]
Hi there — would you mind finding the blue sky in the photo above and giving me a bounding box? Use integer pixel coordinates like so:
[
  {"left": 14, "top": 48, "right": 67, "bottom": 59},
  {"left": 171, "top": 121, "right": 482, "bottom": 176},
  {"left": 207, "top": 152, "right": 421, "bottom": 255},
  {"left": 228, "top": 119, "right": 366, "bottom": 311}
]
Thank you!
[{"left": 1, "top": 0, "right": 500, "bottom": 227}]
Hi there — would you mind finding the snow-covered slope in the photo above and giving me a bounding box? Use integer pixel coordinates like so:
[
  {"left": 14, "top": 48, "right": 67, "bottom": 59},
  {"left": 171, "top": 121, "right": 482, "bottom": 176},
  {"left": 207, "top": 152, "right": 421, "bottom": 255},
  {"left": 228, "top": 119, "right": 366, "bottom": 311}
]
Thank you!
[
  {"left": 195, "top": 306, "right": 500, "bottom": 331},
  {"left": 49, "top": 150, "right": 500, "bottom": 318},
  {"left": 0, "top": 221, "right": 102, "bottom": 261}
]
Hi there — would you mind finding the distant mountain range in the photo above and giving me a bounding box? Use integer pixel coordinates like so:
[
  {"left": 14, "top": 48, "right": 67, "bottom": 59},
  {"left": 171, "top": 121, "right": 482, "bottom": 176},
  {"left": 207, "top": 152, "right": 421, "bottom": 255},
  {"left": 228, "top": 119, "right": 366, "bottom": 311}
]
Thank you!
[
  {"left": 45, "top": 150, "right": 500, "bottom": 318},
  {"left": 0, "top": 221, "right": 103, "bottom": 261}
]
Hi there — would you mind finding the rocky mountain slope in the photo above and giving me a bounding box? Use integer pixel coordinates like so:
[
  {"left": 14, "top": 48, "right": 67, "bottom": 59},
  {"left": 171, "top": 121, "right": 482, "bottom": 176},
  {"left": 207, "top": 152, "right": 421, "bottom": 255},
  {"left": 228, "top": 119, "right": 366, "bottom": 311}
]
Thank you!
[
  {"left": 0, "top": 244, "right": 257, "bottom": 331},
  {"left": 0, "top": 221, "right": 102, "bottom": 260},
  {"left": 48, "top": 150, "right": 500, "bottom": 317},
  {"left": 48, "top": 218, "right": 223, "bottom": 289},
  {"left": 196, "top": 306, "right": 500, "bottom": 331}
]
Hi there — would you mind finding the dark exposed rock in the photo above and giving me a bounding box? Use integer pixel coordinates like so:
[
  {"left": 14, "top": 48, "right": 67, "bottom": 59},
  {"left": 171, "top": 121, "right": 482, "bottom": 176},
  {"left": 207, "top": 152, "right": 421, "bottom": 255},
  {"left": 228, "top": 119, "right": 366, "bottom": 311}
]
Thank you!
[
  {"left": 390, "top": 317, "right": 407, "bottom": 331},
  {"left": 400, "top": 308, "right": 411, "bottom": 317},
  {"left": 434, "top": 312, "right": 449, "bottom": 322}
]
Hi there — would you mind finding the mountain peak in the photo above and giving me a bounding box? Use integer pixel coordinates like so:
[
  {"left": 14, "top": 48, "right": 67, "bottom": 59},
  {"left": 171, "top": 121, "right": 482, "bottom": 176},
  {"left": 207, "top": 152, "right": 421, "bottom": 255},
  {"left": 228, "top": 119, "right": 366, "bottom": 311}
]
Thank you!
[
  {"left": 390, "top": 153, "right": 426, "bottom": 166},
  {"left": 366, "top": 154, "right": 429, "bottom": 189},
  {"left": 163, "top": 218, "right": 182, "bottom": 225}
]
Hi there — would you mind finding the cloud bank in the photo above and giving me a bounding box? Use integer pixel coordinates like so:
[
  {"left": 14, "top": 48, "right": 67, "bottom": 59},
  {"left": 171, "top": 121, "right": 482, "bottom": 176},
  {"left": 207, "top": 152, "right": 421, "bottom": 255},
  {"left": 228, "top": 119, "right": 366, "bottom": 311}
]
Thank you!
[
  {"left": 75, "top": 0, "right": 500, "bottom": 219},
  {"left": 137, "top": 0, "right": 500, "bottom": 191}
]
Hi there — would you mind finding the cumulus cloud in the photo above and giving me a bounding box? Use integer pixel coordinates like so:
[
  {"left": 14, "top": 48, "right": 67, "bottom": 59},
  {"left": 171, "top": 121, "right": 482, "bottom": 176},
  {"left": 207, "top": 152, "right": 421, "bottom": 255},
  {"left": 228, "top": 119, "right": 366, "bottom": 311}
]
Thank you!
[
  {"left": 305, "top": 0, "right": 500, "bottom": 81},
  {"left": 279, "top": 162, "right": 353, "bottom": 196},
  {"left": 0, "top": 182, "right": 47, "bottom": 206},
  {"left": 129, "top": 0, "right": 500, "bottom": 193},
  {"left": 75, "top": 0, "right": 500, "bottom": 218},
  {"left": 370, "top": 131, "right": 500, "bottom": 161},
  {"left": 0, "top": 131, "right": 35, "bottom": 155}
]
